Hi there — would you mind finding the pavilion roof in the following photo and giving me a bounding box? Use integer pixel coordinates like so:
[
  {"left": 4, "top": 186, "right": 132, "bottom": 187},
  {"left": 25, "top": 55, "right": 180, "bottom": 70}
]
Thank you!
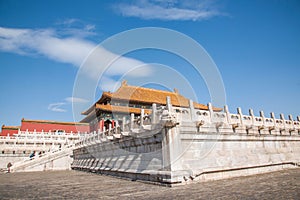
[
  {"left": 21, "top": 119, "right": 89, "bottom": 126},
  {"left": 82, "top": 80, "right": 221, "bottom": 115},
  {"left": 1, "top": 125, "right": 20, "bottom": 130}
]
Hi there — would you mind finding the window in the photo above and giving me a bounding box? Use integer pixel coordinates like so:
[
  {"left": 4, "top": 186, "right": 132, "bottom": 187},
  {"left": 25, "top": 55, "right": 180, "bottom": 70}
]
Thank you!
[{"left": 53, "top": 130, "right": 65, "bottom": 135}]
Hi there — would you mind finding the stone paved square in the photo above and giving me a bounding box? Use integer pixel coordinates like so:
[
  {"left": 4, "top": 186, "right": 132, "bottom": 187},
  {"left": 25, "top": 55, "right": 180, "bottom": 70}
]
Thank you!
[{"left": 0, "top": 169, "right": 299, "bottom": 199}]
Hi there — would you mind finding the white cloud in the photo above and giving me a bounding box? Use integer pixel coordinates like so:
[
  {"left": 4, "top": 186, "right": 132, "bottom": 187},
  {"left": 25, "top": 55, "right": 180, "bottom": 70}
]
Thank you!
[
  {"left": 84, "top": 24, "right": 96, "bottom": 31},
  {"left": 48, "top": 103, "right": 67, "bottom": 112},
  {"left": 48, "top": 97, "right": 89, "bottom": 112},
  {"left": 57, "top": 18, "right": 79, "bottom": 26},
  {"left": 55, "top": 18, "right": 97, "bottom": 37},
  {"left": 0, "top": 26, "right": 154, "bottom": 85},
  {"left": 80, "top": 46, "right": 154, "bottom": 81},
  {"left": 0, "top": 27, "right": 95, "bottom": 66},
  {"left": 114, "top": 0, "right": 223, "bottom": 21},
  {"left": 65, "top": 97, "right": 89, "bottom": 103}
]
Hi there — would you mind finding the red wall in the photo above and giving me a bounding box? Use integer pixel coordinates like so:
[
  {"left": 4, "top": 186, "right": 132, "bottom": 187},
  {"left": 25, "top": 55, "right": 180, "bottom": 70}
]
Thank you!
[
  {"left": 0, "top": 129, "right": 18, "bottom": 136},
  {"left": 90, "top": 120, "right": 104, "bottom": 132},
  {"left": 20, "top": 121, "right": 90, "bottom": 134}
]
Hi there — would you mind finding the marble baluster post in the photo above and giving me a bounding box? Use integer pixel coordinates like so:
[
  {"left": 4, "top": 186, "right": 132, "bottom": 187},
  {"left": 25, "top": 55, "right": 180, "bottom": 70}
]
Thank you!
[
  {"left": 130, "top": 113, "right": 135, "bottom": 130},
  {"left": 140, "top": 109, "right": 144, "bottom": 128},
  {"left": 208, "top": 103, "right": 214, "bottom": 123},
  {"left": 249, "top": 109, "right": 254, "bottom": 124},
  {"left": 237, "top": 107, "right": 243, "bottom": 126},
  {"left": 189, "top": 99, "right": 196, "bottom": 122},
  {"left": 280, "top": 113, "right": 286, "bottom": 134},
  {"left": 151, "top": 103, "right": 157, "bottom": 124},
  {"left": 122, "top": 116, "right": 126, "bottom": 131},
  {"left": 166, "top": 96, "right": 172, "bottom": 112},
  {"left": 288, "top": 114, "right": 295, "bottom": 134},
  {"left": 224, "top": 105, "right": 231, "bottom": 124}
]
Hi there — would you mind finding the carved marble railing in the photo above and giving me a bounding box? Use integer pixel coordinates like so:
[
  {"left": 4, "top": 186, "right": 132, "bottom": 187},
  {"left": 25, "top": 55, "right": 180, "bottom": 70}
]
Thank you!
[
  {"left": 75, "top": 96, "right": 300, "bottom": 150},
  {"left": 74, "top": 126, "right": 122, "bottom": 148},
  {"left": 124, "top": 97, "right": 299, "bottom": 136},
  {"left": 0, "top": 130, "right": 84, "bottom": 151},
  {"left": 10, "top": 143, "right": 75, "bottom": 172},
  {"left": 147, "top": 98, "right": 299, "bottom": 135}
]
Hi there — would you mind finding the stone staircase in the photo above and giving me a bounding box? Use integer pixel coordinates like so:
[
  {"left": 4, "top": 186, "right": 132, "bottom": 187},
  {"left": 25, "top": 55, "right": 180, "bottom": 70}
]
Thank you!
[{"left": 10, "top": 145, "right": 74, "bottom": 172}]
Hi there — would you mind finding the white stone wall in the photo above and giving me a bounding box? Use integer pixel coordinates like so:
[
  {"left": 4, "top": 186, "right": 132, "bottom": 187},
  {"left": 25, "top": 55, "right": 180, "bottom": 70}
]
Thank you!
[
  {"left": 180, "top": 130, "right": 300, "bottom": 181},
  {"left": 0, "top": 155, "right": 26, "bottom": 169},
  {"left": 73, "top": 134, "right": 163, "bottom": 173}
]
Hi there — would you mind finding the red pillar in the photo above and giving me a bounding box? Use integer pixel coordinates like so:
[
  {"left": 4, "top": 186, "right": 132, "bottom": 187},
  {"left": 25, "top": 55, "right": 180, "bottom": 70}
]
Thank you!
[
  {"left": 112, "top": 120, "right": 115, "bottom": 128},
  {"left": 100, "top": 120, "right": 104, "bottom": 131}
]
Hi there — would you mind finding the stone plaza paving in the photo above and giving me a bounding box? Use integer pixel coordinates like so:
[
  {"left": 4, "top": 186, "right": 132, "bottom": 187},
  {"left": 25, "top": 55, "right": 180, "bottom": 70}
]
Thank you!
[{"left": 0, "top": 169, "right": 299, "bottom": 199}]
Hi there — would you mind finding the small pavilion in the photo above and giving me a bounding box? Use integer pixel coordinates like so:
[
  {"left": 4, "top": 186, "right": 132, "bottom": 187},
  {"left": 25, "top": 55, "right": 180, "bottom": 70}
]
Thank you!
[{"left": 81, "top": 80, "right": 219, "bottom": 132}]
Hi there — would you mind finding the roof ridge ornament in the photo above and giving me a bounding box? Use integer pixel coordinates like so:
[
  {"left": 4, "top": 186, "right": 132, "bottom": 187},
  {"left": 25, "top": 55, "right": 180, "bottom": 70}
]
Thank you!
[{"left": 121, "top": 80, "right": 127, "bottom": 86}]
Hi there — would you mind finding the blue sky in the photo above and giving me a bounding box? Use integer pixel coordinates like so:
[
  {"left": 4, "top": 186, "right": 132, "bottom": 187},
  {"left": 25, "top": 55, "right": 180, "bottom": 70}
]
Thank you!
[{"left": 0, "top": 0, "right": 300, "bottom": 126}]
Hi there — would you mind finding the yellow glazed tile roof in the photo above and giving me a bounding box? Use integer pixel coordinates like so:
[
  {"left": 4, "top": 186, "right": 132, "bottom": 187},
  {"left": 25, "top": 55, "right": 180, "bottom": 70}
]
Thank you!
[
  {"left": 21, "top": 119, "right": 89, "bottom": 126},
  {"left": 82, "top": 81, "right": 221, "bottom": 115}
]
